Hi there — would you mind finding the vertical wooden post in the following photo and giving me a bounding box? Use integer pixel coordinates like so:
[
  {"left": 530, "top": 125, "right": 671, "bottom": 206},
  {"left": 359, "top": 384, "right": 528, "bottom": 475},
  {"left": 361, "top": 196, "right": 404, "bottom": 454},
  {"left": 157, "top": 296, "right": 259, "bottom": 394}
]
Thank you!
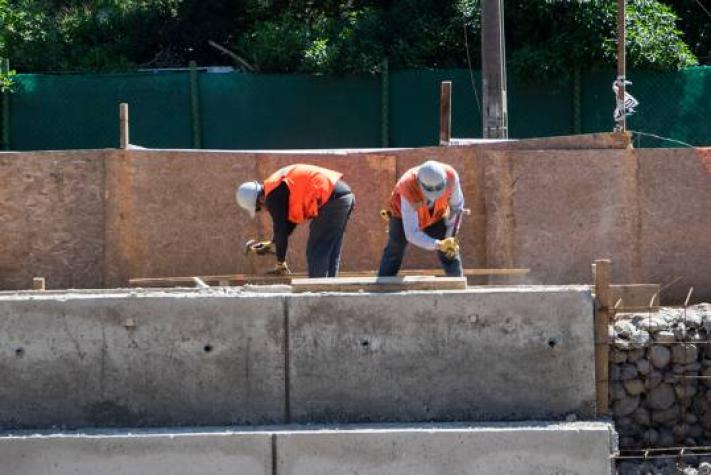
[
  {"left": 32, "top": 277, "right": 46, "bottom": 291},
  {"left": 189, "top": 61, "right": 202, "bottom": 149},
  {"left": 380, "top": 57, "right": 389, "bottom": 148},
  {"left": 593, "top": 259, "right": 611, "bottom": 415},
  {"left": 1, "top": 58, "right": 10, "bottom": 150},
  {"left": 615, "top": 0, "right": 627, "bottom": 132},
  {"left": 439, "top": 81, "right": 452, "bottom": 145},
  {"left": 119, "top": 103, "right": 129, "bottom": 149},
  {"left": 481, "top": 0, "right": 508, "bottom": 139}
]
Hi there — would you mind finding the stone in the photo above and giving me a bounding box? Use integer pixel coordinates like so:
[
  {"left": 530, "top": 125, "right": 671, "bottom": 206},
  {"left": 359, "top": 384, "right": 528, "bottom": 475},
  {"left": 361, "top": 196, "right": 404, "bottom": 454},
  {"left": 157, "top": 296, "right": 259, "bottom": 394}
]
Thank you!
[
  {"left": 624, "top": 378, "right": 646, "bottom": 396},
  {"left": 674, "top": 423, "right": 690, "bottom": 439},
  {"left": 641, "top": 428, "right": 659, "bottom": 445},
  {"left": 648, "top": 384, "right": 676, "bottom": 410},
  {"left": 664, "top": 372, "right": 680, "bottom": 384},
  {"left": 615, "top": 320, "right": 636, "bottom": 338},
  {"left": 629, "top": 330, "right": 651, "bottom": 349},
  {"left": 653, "top": 407, "right": 680, "bottom": 425},
  {"left": 659, "top": 428, "right": 675, "bottom": 446},
  {"left": 686, "top": 312, "right": 703, "bottom": 329},
  {"left": 654, "top": 331, "right": 676, "bottom": 344},
  {"left": 699, "top": 462, "right": 711, "bottom": 475},
  {"left": 627, "top": 348, "right": 646, "bottom": 363},
  {"left": 610, "top": 350, "right": 628, "bottom": 364},
  {"left": 702, "top": 412, "right": 711, "bottom": 429},
  {"left": 683, "top": 467, "right": 699, "bottom": 475},
  {"left": 646, "top": 370, "right": 663, "bottom": 390},
  {"left": 609, "top": 364, "right": 621, "bottom": 381},
  {"left": 687, "top": 413, "right": 699, "bottom": 425},
  {"left": 614, "top": 394, "right": 640, "bottom": 417},
  {"left": 620, "top": 364, "right": 639, "bottom": 381},
  {"left": 675, "top": 324, "right": 688, "bottom": 340},
  {"left": 636, "top": 358, "right": 651, "bottom": 375},
  {"left": 633, "top": 407, "right": 651, "bottom": 427},
  {"left": 649, "top": 346, "right": 672, "bottom": 369},
  {"left": 634, "top": 316, "right": 667, "bottom": 333},
  {"left": 690, "top": 424, "right": 704, "bottom": 438},
  {"left": 673, "top": 344, "right": 699, "bottom": 364},
  {"left": 685, "top": 362, "right": 702, "bottom": 372},
  {"left": 616, "top": 461, "right": 639, "bottom": 475},
  {"left": 675, "top": 384, "right": 698, "bottom": 400},
  {"left": 610, "top": 382, "right": 626, "bottom": 401},
  {"left": 614, "top": 338, "right": 632, "bottom": 351},
  {"left": 702, "top": 368, "right": 711, "bottom": 386}
]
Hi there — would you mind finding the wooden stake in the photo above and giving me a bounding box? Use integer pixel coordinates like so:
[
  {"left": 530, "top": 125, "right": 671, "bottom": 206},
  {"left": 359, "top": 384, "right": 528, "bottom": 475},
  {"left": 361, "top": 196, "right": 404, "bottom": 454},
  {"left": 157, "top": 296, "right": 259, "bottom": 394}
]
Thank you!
[
  {"left": 32, "top": 277, "right": 46, "bottom": 291},
  {"left": 593, "top": 259, "right": 611, "bottom": 416},
  {"left": 439, "top": 81, "right": 452, "bottom": 145},
  {"left": 119, "top": 103, "right": 129, "bottom": 149}
]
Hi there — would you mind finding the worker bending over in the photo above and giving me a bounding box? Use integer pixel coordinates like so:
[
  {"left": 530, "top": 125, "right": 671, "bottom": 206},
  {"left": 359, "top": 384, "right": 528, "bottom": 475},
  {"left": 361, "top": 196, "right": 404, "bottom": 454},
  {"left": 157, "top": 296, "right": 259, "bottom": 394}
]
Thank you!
[
  {"left": 236, "top": 164, "right": 355, "bottom": 277},
  {"left": 378, "top": 160, "right": 464, "bottom": 277}
]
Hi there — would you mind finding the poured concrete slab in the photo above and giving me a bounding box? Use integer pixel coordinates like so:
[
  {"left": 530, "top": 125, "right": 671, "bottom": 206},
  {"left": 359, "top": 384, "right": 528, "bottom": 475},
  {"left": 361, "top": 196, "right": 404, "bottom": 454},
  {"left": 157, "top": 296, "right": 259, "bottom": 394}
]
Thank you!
[
  {"left": 0, "top": 422, "right": 615, "bottom": 475},
  {"left": 288, "top": 286, "right": 596, "bottom": 423},
  {"left": 0, "top": 429, "right": 272, "bottom": 475},
  {"left": 276, "top": 422, "right": 616, "bottom": 475},
  {"left": 0, "top": 291, "right": 286, "bottom": 428}
]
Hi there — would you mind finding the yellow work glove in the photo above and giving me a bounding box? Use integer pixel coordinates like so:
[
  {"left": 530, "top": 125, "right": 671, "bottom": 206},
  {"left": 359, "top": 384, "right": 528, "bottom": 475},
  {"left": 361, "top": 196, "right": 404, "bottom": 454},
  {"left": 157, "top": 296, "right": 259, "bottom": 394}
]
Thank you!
[
  {"left": 436, "top": 237, "right": 460, "bottom": 260},
  {"left": 245, "top": 239, "right": 275, "bottom": 256},
  {"left": 265, "top": 261, "right": 291, "bottom": 276}
]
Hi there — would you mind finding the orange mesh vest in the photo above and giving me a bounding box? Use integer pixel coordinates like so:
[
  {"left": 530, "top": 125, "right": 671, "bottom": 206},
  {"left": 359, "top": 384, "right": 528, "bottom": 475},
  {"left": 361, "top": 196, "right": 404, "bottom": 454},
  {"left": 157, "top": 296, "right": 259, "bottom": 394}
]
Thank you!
[
  {"left": 389, "top": 164, "right": 457, "bottom": 230},
  {"left": 263, "top": 164, "right": 343, "bottom": 224}
]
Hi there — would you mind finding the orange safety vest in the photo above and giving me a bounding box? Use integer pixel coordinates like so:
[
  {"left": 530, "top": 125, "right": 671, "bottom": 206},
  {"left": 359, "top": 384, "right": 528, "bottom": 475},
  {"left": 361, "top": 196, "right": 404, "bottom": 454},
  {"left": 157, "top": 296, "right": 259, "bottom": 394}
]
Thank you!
[
  {"left": 263, "top": 164, "right": 343, "bottom": 224},
  {"left": 389, "top": 163, "right": 457, "bottom": 230}
]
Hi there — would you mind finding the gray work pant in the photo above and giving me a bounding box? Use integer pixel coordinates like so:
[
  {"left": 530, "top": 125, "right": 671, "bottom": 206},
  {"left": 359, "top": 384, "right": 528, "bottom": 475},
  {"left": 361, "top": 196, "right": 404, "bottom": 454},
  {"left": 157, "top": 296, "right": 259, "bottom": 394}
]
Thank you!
[{"left": 306, "top": 193, "right": 355, "bottom": 277}]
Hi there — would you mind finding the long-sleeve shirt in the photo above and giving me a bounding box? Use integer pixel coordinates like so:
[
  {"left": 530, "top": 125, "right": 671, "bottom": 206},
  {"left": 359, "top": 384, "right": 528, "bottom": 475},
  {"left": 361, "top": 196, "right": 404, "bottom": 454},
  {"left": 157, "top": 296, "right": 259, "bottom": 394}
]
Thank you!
[
  {"left": 401, "top": 173, "right": 464, "bottom": 250},
  {"left": 265, "top": 180, "right": 352, "bottom": 262}
]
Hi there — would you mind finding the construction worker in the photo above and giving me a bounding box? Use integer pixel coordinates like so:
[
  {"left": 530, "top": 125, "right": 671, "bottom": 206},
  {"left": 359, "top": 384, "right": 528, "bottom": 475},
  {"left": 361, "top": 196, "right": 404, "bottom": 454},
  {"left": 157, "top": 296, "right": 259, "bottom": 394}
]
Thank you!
[
  {"left": 378, "top": 160, "right": 464, "bottom": 277},
  {"left": 236, "top": 164, "right": 355, "bottom": 277}
]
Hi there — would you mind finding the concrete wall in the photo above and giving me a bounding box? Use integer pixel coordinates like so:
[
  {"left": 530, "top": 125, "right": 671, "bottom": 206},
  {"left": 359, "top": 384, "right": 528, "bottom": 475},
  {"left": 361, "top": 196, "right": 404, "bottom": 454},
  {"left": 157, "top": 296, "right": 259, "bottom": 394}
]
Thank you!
[
  {"left": 2, "top": 134, "right": 709, "bottom": 301},
  {"left": 0, "top": 422, "right": 616, "bottom": 475},
  {"left": 0, "top": 286, "right": 594, "bottom": 429}
]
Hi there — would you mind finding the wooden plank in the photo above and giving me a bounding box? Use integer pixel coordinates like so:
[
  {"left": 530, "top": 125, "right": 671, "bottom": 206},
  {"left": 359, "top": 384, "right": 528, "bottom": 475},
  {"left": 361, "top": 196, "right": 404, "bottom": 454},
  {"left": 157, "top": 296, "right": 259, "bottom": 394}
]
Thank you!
[
  {"left": 129, "top": 268, "right": 529, "bottom": 288},
  {"left": 291, "top": 276, "right": 467, "bottom": 293},
  {"left": 609, "top": 283, "right": 660, "bottom": 311},
  {"left": 32, "top": 277, "right": 46, "bottom": 291},
  {"left": 593, "top": 259, "right": 611, "bottom": 416},
  {"left": 439, "top": 81, "right": 452, "bottom": 145}
]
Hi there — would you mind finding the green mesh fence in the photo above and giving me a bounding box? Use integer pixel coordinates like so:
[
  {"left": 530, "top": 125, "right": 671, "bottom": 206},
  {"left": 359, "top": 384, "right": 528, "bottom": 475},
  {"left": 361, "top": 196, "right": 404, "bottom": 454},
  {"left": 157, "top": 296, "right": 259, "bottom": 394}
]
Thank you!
[{"left": 3, "top": 67, "right": 711, "bottom": 151}]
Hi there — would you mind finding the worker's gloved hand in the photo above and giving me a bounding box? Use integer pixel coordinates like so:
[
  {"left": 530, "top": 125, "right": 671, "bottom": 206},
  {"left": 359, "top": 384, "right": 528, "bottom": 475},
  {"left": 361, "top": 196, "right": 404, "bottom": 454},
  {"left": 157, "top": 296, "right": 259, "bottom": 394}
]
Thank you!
[
  {"left": 436, "top": 237, "right": 460, "bottom": 260},
  {"left": 246, "top": 239, "right": 275, "bottom": 256},
  {"left": 265, "top": 261, "right": 291, "bottom": 276}
]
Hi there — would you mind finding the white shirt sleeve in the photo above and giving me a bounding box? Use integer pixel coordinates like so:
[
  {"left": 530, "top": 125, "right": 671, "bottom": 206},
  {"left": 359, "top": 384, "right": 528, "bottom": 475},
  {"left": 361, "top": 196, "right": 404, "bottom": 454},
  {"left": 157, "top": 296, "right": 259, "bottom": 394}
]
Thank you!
[{"left": 401, "top": 197, "right": 438, "bottom": 251}]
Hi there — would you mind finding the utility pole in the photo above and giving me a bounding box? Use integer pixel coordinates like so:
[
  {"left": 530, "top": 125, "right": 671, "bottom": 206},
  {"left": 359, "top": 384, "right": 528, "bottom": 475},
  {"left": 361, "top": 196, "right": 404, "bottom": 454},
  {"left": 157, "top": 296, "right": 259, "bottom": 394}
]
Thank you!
[{"left": 481, "top": 0, "right": 508, "bottom": 139}]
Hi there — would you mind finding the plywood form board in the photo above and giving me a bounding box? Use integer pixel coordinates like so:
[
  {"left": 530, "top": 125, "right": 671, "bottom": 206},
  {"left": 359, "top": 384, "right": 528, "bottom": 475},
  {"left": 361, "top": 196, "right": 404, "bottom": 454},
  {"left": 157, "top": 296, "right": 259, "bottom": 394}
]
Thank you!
[
  {"left": 104, "top": 150, "right": 262, "bottom": 286},
  {"left": 638, "top": 148, "right": 711, "bottom": 302},
  {"left": 0, "top": 150, "right": 105, "bottom": 289},
  {"left": 484, "top": 149, "right": 640, "bottom": 285}
]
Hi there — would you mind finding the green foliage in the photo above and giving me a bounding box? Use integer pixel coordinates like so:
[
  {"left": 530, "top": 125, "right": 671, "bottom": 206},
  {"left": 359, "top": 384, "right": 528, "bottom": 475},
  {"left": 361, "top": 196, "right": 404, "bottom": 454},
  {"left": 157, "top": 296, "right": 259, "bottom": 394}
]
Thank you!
[
  {"left": 507, "top": 0, "right": 697, "bottom": 81},
  {"left": 0, "top": 0, "right": 702, "bottom": 75},
  {"left": 0, "top": 67, "right": 15, "bottom": 92}
]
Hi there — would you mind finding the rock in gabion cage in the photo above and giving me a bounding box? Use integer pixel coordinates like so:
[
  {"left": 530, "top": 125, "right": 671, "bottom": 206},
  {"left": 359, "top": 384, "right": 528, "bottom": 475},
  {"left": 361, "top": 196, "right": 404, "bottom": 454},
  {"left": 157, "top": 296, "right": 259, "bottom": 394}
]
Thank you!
[{"left": 611, "top": 303, "right": 711, "bottom": 474}]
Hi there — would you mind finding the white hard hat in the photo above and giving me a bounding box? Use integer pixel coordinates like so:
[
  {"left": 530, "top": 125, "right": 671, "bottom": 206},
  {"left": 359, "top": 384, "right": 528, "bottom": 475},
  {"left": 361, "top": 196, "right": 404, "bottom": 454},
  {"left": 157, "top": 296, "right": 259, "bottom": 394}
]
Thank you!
[
  {"left": 417, "top": 160, "right": 447, "bottom": 201},
  {"left": 235, "top": 181, "right": 263, "bottom": 218}
]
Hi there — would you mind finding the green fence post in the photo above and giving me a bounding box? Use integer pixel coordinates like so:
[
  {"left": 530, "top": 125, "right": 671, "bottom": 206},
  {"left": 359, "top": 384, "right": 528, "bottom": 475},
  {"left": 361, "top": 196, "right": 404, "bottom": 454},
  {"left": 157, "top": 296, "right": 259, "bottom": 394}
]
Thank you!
[
  {"left": 573, "top": 66, "right": 582, "bottom": 135},
  {"left": 380, "top": 57, "right": 389, "bottom": 148},
  {"left": 189, "top": 60, "right": 202, "bottom": 149},
  {"left": 1, "top": 58, "right": 10, "bottom": 150}
]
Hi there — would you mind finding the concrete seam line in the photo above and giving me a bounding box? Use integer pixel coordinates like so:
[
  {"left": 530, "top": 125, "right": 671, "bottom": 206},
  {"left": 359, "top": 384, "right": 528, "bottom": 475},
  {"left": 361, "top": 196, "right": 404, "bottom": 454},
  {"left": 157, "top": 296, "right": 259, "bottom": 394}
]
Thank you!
[
  {"left": 283, "top": 296, "right": 291, "bottom": 423},
  {"left": 271, "top": 433, "right": 278, "bottom": 475}
]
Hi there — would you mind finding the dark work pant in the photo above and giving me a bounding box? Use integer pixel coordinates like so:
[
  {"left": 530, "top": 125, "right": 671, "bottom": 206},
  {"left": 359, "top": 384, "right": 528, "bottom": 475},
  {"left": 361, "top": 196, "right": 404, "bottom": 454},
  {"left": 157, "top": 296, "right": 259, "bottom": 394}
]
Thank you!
[
  {"left": 378, "top": 217, "right": 463, "bottom": 277},
  {"left": 306, "top": 193, "right": 355, "bottom": 277}
]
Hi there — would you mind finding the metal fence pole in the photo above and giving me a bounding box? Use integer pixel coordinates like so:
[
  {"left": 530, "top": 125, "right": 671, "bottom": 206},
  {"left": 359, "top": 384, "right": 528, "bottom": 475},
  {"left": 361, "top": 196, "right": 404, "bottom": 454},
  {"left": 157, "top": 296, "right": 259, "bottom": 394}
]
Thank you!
[{"left": 1, "top": 58, "right": 10, "bottom": 150}]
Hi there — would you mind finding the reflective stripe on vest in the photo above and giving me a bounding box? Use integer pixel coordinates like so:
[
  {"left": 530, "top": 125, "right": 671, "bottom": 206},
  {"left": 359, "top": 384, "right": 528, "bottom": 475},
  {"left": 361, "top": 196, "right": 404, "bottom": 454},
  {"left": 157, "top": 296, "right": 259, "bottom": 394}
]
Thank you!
[
  {"left": 263, "top": 164, "right": 343, "bottom": 224},
  {"left": 389, "top": 163, "right": 456, "bottom": 230}
]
